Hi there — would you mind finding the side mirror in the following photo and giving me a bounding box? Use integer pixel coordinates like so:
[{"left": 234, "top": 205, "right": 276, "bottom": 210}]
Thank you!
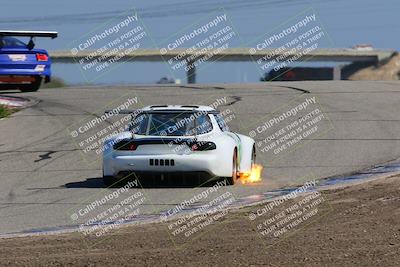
[{"left": 27, "top": 39, "right": 35, "bottom": 50}]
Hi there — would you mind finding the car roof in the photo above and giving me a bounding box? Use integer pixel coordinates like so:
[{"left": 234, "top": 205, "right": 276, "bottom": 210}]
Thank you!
[{"left": 141, "top": 105, "right": 217, "bottom": 112}]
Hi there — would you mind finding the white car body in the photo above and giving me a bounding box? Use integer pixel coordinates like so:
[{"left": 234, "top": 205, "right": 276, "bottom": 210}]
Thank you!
[{"left": 102, "top": 105, "right": 255, "bottom": 185}]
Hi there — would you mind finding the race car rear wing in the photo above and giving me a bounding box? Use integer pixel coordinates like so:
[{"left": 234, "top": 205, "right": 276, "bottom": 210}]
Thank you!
[
  {"left": 104, "top": 109, "right": 219, "bottom": 115},
  {"left": 105, "top": 109, "right": 137, "bottom": 115},
  {"left": 0, "top": 30, "right": 58, "bottom": 39}
]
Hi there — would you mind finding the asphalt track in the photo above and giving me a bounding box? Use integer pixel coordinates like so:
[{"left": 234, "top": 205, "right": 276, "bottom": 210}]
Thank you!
[{"left": 1, "top": 81, "right": 400, "bottom": 236}]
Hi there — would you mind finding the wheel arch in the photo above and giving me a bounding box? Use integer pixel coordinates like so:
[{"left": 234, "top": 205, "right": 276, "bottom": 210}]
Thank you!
[{"left": 236, "top": 133, "right": 255, "bottom": 173}]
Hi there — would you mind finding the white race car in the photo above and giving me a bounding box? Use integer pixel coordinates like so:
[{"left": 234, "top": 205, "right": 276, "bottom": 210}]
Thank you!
[{"left": 103, "top": 105, "right": 256, "bottom": 186}]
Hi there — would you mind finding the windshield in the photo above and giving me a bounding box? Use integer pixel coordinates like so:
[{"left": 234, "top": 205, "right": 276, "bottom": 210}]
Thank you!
[
  {"left": 129, "top": 112, "right": 213, "bottom": 136},
  {"left": 0, "top": 37, "right": 26, "bottom": 48}
]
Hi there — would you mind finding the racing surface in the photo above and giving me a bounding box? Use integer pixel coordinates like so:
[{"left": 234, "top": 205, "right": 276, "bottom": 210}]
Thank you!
[{"left": 1, "top": 81, "right": 400, "bottom": 235}]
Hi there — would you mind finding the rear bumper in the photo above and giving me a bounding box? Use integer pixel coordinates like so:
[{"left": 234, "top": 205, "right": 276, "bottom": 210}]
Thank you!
[
  {"left": 0, "top": 75, "right": 37, "bottom": 83},
  {"left": 0, "top": 68, "right": 50, "bottom": 75},
  {"left": 117, "top": 170, "right": 214, "bottom": 182},
  {"left": 105, "top": 153, "right": 228, "bottom": 178},
  {"left": 0, "top": 63, "right": 51, "bottom": 83}
]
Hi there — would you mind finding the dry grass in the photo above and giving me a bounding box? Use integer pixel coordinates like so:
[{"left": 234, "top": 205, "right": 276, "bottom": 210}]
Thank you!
[{"left": 349, "top": 53, "right": 400, "bottom": 80}]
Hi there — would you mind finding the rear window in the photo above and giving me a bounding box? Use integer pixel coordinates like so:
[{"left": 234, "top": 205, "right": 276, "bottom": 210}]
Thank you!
[
  {"left": 129, "top": 112, "right": 213, "bottom": 136},
  {"left": 0, "top": 37, "right": 26, "bottom": 48},
  {"left": 215, "top": 113, "right": 229, "bottom": 131}
]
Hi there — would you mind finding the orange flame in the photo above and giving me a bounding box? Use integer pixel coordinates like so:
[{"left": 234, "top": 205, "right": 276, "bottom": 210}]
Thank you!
[{"left": 239, "top": 164, "right": 263, "bottom": 184}]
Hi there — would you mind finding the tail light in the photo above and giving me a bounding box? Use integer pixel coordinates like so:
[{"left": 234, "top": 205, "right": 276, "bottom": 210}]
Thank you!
[
  {"left": 128, "top": 143, "right": 137, "bottom": 151},
  {"left": 36, "top": 53, "right": 48, "bottom": 61},
  {"left": 190, "top": 141, "right": 216, "bottom": 151},
  {"left": 114, "top": 140, "right": 138, "bottom": 151}
]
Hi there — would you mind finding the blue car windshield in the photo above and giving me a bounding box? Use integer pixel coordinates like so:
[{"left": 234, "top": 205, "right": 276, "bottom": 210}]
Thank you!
[
  {"left": 129, "top": 112, "right": 213, "bottom": 136},
  {"left": 0, "top": 37, "right": 27, "bottom": 48}
]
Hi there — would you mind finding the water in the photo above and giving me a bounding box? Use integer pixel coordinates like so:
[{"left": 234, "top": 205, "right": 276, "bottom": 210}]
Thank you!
[{"left": 1, "top": 0, "right": 399, "bottom": 85}]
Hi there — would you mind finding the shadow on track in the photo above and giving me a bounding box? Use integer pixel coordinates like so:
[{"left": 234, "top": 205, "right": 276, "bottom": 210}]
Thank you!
[
  {"left": 62, "top": 176, "right": 224, "bottom": 189},
  {"left": 63, "top": 177, "right": 105, "bottom": 188}
]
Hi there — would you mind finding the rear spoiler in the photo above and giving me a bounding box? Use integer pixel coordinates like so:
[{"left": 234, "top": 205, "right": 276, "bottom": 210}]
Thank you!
[
  {"left": 104, "top": 109, "right": 219, "bottom": 115},
  {"left": 104, "top": 109, "right": 137, "bottom": 115},
  {"left": 0, "top": 31, "right": 58, "bottom": 39}
]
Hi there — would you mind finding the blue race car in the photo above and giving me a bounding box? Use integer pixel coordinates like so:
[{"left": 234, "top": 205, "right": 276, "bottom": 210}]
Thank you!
[{"left": 0, "top": 31, "right": 57, "bottom": 92}]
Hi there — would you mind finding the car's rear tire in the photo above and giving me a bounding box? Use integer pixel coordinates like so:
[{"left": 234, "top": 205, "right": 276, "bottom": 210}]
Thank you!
[
  {"left": 251, "top": 145, "right": 256, "bottom": 167},
  {"left": 227, "top": 149, "right": 238, "bottom": 185},
  {"left": 19, "top": 77, "right": 41, "bottom": 92},
  {"left": 103, "top": 174, "right": 115, "bottom": 187}
]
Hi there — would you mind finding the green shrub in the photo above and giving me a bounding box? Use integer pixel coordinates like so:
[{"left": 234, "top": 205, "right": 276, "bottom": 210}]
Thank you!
[{"left": 0, "top": 104, "right": 14, "bottom": 118}]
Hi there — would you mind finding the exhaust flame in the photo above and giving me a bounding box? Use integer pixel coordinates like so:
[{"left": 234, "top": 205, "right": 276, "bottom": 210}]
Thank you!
[{"left": 239, "top": 164, "right": 263, "bottom": 184}]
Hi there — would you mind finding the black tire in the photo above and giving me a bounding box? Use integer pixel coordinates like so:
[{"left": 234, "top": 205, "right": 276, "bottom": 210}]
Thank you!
[
  {"left": 19, "top": 77, "right": 41, "bottom": 92},
  {"left": 251, "top": 145, "right": 256, "bottom": 167},
  {"left": 227, "top": 149, "right": 238, "bottom": 185},
  {"left": 103, "top": 175, "right": 115, "bottom": 187}
]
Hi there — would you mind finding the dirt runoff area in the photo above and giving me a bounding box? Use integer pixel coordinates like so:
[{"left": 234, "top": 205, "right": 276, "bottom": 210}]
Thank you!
[{"left": 1, "top": 175, "right": 400, "bottom": 267}]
